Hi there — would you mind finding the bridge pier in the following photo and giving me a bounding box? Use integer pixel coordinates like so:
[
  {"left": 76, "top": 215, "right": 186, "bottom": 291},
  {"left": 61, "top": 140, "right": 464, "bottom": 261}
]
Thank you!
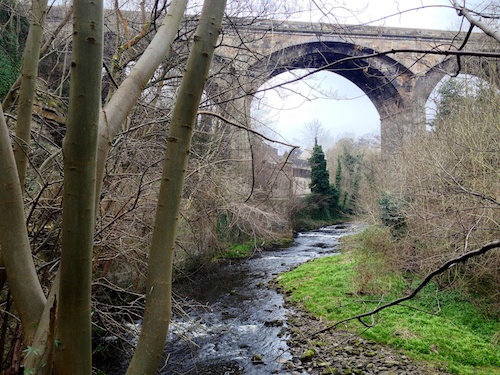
[{"left": 379, "top": 96, "right": 426, "bottom": 159}]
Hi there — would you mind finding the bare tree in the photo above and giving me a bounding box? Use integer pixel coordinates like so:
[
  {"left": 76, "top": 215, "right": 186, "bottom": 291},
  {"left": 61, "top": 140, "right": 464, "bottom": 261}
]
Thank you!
[
  {"left": 125, "top": 1, "right": 227, "bottom": 373},
  {"left": 302, "top": 119, "right": 332, "bottom": 149}
]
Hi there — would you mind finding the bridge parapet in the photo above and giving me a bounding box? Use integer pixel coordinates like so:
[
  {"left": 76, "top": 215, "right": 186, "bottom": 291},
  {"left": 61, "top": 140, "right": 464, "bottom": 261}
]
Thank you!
[{"left": 218, "top": 18, "right": 486, "bottom": 77}]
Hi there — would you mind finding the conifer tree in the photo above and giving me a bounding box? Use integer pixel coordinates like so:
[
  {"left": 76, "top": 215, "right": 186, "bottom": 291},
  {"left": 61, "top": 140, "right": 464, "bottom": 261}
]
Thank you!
[
  {"left": 309, "top": 139, "right": 331, "bottom": 195},
  {"left": 299, "top": 139, "right": 340, "bottom": 226}
]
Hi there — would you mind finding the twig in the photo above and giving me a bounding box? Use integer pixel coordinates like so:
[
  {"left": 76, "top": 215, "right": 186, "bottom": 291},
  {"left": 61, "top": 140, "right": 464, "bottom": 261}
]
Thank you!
[
  {"left": 197, "top": 110, "right": 298, "bottom": 149},
  {"left": 452, "top": 0, "right": 500, "bottom": 43}
]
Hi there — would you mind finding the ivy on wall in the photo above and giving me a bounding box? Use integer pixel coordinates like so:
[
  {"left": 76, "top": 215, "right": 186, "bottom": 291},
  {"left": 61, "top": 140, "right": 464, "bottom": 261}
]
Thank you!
[{"left": 0, "top": 0, "right": 29, "bottom": 99}]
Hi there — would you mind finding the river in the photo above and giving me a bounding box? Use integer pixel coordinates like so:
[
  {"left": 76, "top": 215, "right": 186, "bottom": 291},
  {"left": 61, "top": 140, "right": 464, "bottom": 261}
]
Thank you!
[{"left": 156, "top": 223, "right": 357, "bottom": 374}]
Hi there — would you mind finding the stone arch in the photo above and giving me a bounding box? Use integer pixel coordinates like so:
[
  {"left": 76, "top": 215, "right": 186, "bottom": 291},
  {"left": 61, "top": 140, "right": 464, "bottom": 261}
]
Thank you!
[
  {"left": 249, "top": 41, "right": 414, "bottom": 119},
  {"left": 211, "top": 39, "right": 493, "bottom": 157},
  {"left": 210, "top": 19, "right": 491, "bottom": 157},
  {"left": 240, "top": 41, "right": 425, "bottom": 155},
  {"left": 415, "top": 55, "right": 498, "bottom": 128},
  {"left": 416, "top": 55, "right": 498, "bottom": 106}
]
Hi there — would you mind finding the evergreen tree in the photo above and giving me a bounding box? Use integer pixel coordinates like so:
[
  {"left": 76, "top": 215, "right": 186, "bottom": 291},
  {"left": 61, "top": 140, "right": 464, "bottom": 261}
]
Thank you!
[
  {"left": 309, "top": 139, "right": 331, "bottom": 194},
  {"left": 335, "top": 156, "right": 342, "bottom": 189},
  {"left": 290, "top": 139, "right": 340, "bottom": 230},
  {"left": 431, "top": 77, "right": 467, "bottom": 129}
]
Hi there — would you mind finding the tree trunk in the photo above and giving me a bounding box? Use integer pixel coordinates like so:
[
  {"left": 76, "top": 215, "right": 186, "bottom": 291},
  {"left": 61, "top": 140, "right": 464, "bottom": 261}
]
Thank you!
[
  {"left": 0, "top": 0, "right": 47, "bottom": 343},
  {"left": 96, "top": 0, "right": 188, "bottom": 204},
  {"left": 54, "top": 0, "right": 103, "bottom": 372},
  {"left": 23, "top": 272, "right": 59, "bottom": 374},
  {"left": 13, "top": 0, "right": 49, "bottom": 190},
  {"left": 0, "top": 0, "right": 50, "bottom": 342},
  {"left": 0, "top": 107, "right": 45, "bottom": 344},
  {"left": 125, "top": 0, "right": 227, "bottom": 373}
]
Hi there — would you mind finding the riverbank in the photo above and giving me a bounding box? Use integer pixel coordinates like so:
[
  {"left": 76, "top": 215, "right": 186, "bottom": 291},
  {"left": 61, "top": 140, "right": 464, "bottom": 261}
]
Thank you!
[
  {"left": 97, "top": 224, "right": 498, "bottom": 374},
  {"left": 275, "top": 230, "right": 500, "bottom": 375},
  {"left": 282, "top": 305, "right": 448, "bottom": 375}
]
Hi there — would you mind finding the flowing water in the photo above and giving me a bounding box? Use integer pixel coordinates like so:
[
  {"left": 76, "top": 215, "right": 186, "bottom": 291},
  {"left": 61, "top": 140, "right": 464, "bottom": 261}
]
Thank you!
[{"left": 156, "top": 223, "right": 359, "bottom": 374}]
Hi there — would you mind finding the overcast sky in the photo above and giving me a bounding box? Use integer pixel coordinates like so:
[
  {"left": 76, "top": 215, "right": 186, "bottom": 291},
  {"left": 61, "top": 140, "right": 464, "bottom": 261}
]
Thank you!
[{"left": 251, "top": 0, "right": 483, "bottom": 152}]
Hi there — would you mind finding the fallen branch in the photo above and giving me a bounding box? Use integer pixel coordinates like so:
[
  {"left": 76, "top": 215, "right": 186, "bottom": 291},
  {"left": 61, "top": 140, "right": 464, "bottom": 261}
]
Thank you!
[{"left": 311, "top": 239, "right": 500, "bottom": 337}]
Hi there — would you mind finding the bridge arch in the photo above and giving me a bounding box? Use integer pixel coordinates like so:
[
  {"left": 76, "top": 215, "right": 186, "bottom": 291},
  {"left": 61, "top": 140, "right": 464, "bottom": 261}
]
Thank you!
[
  {"left": 249, "top": 41, "right": 413, "bottom": 118},
  {"left": 238, "top": 41, "right": 428, "bottom": 155},
  {"left": 416, "top": 55, "right": 497, "bottom": 105},
  {"left": 251, "top": 69, "right": 380, "bottom": 150},
  {"left": 212, "top": 20, "right": 487, "bottom": 156}
]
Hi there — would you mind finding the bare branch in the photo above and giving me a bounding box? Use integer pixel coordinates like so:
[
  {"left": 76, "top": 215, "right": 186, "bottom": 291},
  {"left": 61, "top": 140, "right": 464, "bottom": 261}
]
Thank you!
[
  {"left": 433, "top": 157, "right": 500, "bottom": 206},
  {"left": 197, "top": 110, "right": 298, "bottom": 148},
  {"left": 452, "top": 0, "right": 500, "bottom": 43}
]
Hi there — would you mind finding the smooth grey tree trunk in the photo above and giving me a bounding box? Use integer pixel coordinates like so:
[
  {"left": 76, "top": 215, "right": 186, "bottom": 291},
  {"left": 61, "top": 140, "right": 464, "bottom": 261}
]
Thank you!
[
  {"left": 13, "top": 0, "right": 49, "bottom": 190},
  {"left": 125, "top": 0, "right": 227, "bottom": 373},
  {"left": 54, "top": 0, "right": 103, "bottom": 372},
  {"left": 0, "top": 107, "right": 45, "bottom": 344},
  {"left": 0, "top": 0, "right": 50, "bottom": 344}
]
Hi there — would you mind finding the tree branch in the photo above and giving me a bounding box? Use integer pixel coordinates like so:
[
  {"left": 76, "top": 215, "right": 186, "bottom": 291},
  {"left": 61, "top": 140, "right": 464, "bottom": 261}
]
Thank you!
[
  {"left": 311, "top": 239, "right": 500, "bottom": 337},
  {"left": 434, "top": 157, "right": 500, "bottom": 206},
  {"left": 452, "top": 0, "right": 500, "bottom": 43},
  {"left": 197, "top": 110, "right": 298, "bottom": 149}
]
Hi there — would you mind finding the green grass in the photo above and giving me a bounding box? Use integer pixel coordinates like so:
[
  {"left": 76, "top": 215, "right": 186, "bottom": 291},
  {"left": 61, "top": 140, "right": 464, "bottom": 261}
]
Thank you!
[
  {"left": 215, "top": 242, "right": 255, "bottom": 260},
  {"left": 277, "top": 253, "right": 500, "bottom": 375},
  {"left": 215, "top": 237, "right": 294, "bottom": 260}
]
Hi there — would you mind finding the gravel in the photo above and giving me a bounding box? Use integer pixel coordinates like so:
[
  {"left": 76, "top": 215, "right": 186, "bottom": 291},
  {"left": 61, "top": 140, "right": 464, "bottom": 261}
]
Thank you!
[{"left": 281, "top": 306, "right": 451, "bottom": 375}]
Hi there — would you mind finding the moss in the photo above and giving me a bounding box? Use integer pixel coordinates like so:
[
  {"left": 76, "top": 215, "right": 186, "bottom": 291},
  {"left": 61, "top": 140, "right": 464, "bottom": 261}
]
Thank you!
[{"left": 300, "top": 348, "right": 316, "bottom": 362}]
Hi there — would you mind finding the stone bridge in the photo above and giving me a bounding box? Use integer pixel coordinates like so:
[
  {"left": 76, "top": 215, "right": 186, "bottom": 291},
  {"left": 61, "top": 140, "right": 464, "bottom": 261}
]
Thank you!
[
  {"left": 44, "top": 9, "right": 491, "bottom": 155},
  {"left": 210, "top": 18, "right": 489, "bottom": 155}
]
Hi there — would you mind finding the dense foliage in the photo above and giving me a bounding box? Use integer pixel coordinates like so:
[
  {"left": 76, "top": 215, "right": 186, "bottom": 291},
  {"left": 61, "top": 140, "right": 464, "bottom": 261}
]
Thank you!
[{"left": 0, "top": 0, "right": 28, "bottom": 98}]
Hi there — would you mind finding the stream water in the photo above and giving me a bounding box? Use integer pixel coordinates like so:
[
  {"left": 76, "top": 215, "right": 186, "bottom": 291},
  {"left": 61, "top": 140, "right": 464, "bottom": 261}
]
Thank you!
[{"left": 156, "top": 223, "right": 358, "bottom": 374}]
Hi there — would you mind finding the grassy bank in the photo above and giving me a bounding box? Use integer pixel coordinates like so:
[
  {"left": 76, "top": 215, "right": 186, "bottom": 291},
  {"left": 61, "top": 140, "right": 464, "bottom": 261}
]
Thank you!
[
  {"left": 215, "top": 237, "right": 295, "bottom": 260},
  {"left": 277, "top": 236, "right": 500, "bottom": 374}
]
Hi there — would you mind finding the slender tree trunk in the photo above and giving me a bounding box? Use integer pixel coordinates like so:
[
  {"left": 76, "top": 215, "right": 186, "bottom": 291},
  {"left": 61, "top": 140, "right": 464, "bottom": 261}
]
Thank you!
[
  {"left": 54, "top": 0, "right": 103, "bottom": 373},
  {"left": 13, "top": 0, "right": 49, "bottom": 190},
  {"left": 125, "top": 0, "right": 227, "bottom": 373},
  {"left": 0, "top": 0, "right": 51, "bottom": 343},
  {"left": 0, "top": 107, "right": 45, "bottom": 344},
  {"left": 0, "top": 0, "right": 51, "bottom": 341},
  {"left": 0, "top": 0, "right": 50, "bottom": 327},
  {"left": 96, "top": 0, "right": 188, "bottom": 203}
]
